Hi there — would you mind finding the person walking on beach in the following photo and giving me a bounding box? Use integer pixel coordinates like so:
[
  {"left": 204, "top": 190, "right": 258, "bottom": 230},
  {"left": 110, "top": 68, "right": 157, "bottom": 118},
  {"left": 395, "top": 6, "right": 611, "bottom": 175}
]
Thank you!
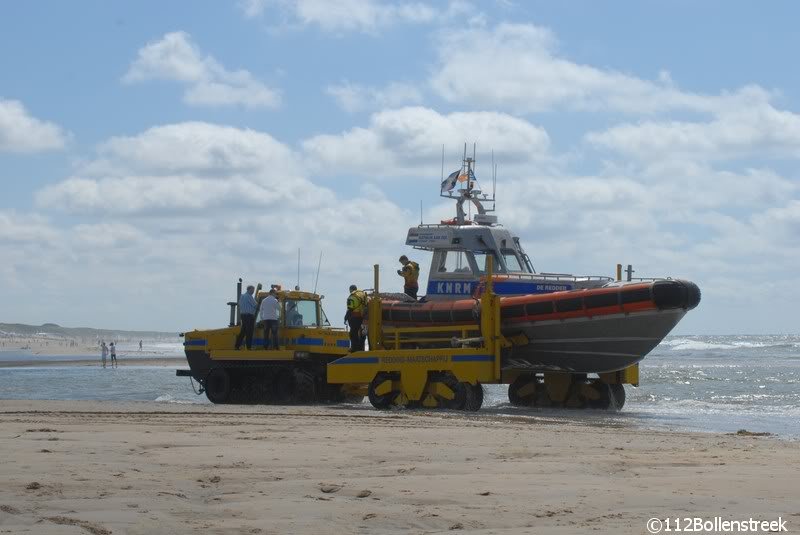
[
  {"left": 109, "top": 342, "right": 118, "bottom": 368},
  {"left": 397, "top": 255, "right": 420, "bottom": 299},
  {"left": 100, "top": 341, "right": 108, "bottom": 368},
  {"left": 234, "top": 285, "right": 258, "bottom": 350},
  {"left": 139, "top": 340, "right": 143, "bottom": 352},
  {"left": 259, "top": 288, "right": 280, "bottom": 350},
  {"left": 345, "top": 284, "right": 367, "bottom": 352}
]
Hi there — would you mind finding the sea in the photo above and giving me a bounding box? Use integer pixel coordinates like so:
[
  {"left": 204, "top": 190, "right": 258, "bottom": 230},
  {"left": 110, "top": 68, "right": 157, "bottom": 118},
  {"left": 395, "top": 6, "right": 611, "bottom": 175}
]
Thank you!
[{"left": 1, "top": 335, "right": 798, "bottom": 438}]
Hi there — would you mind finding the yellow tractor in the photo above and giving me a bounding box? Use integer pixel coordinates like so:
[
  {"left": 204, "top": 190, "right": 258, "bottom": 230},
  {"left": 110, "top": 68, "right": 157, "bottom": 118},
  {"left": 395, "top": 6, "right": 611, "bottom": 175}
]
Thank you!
[{"left": 177, "top": 281, "right": 365, "bottom": 404}]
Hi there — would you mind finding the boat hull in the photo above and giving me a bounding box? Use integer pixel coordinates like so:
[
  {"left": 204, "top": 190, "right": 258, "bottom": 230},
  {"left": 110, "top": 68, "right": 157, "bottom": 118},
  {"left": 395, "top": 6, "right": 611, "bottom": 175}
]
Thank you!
[
  {"left": 501, "top": 308, "right": 685, "bottom": 373},
  {"left": 380, "top": 279, "right": 700, "bottom": 374}
]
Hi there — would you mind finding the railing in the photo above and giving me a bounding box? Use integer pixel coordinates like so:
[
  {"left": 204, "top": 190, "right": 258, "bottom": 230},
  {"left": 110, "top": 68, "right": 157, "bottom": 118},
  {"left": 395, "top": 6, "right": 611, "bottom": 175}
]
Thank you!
[{"left": 382, "top": 324, "right": 481, "bottom": 350}]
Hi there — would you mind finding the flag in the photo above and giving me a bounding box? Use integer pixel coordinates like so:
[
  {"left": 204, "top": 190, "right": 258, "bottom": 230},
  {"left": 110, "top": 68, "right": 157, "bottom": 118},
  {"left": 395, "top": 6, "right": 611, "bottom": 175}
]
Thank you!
[
  {"left": 440, "top": 168, "right": 461, "bottom": 192},
  {"left": 457, "top": 168, "right": 475, "bottom": 183}
]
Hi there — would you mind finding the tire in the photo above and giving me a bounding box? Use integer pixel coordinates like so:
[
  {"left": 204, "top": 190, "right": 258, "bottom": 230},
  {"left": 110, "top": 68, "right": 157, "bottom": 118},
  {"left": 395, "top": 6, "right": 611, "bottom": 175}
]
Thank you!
[
  {"left": 293, "top": 368, "right": 316, "bottom": 404},
  {"left": 609, "top": 384, "right": 626, "bottom": 410},
  {"left": 368, "top": 373, "right": 396, "bottom": 410},
  {"left": 463, "top": 383, "right": 484, "bottom": 411},
  {"left": 437, "top": 374, "right": 466, "bottom": 410},
  {"left": 585, "top": 382, "right": 612, "bottom": 410},
  {"left": 508, "top": 375, "right": 537, "bottom": 406},
  {"left": 205, "top": 368, "right": 231, "bottom": 404}
]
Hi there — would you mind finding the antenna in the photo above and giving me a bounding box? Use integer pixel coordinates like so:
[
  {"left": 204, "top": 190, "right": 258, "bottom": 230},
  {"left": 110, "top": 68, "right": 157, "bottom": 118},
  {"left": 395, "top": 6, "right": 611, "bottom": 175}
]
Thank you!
[
  {"left": 440, "top": 144, "right": 444, "bottom": 183},
  {"left": 491, "top": 149, "right": 497, "bottom": 206},
  {"left": 420, "top": 200, "right": 423, "bottom": 225},
  {"left": 492, "top": 164, "right": 497, "bottom": 211},
  {"left": 312, "top": 251, "right": 323, "bottom": 294},
  {"left": 296, "top": 248, "right": 300, "bottom": 290},
  {"left": 472, "top": 142, "right": 477, "bottom": 174}
]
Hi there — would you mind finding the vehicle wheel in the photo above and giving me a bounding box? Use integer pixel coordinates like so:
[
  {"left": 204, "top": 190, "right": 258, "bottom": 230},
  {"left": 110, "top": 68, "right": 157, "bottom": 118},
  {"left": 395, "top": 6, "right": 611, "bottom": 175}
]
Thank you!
[
  {"left": 272, "top": 367, "right": 295, "bottom": 403},
  {"left": 368, "top": 373, "right": 397, "bottom": 410},
  {"left": 436, "top": 374, "right": 466, "bottom": 409},
  {"left": 609, "top": 384, "right": 626, "bottom": 410},
  {"left": 508, "top": 375, "right": 538, "bottom": 406},
  {"left": 585, "top": 382, "right": 612, "bottom": 410},
  {"left": 463, "top": 383, "right": 484, "bottom": 411},
  {"left": 205, "top": 368, "right": 231, "bottom": 404},
  {"left": 293, "top": 369, "right": 316, "bottom": 404}
]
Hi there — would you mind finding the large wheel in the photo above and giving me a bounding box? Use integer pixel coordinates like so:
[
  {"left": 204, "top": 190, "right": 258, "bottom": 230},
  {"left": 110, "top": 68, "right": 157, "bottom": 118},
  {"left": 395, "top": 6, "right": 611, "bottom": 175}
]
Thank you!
[
  {"left": 508, "top": 375, "right": 540, "bottom": 406},
  {"left": 463, "top": 383, "right": 484, "bottom": 411},
  {"left": 434, "top": 374, "right": 466, "bottom": 410},
  {"left": 293, "top": 369, "right": 316, "bottom": 404},
  {"left": 609, "top": 384, "right": 626, "bottom": 410},
  {"left": 272, "top": 367, "right": 295, "bottom": 403},
  {"left": 205, "top": 368, "right": 231, "bottom": 404},
  {"left": 368, "top": 373, "right": 397, "bottom": 410},
  {"left": 584, "top": 382, "right": 613, "bottom": 410}
]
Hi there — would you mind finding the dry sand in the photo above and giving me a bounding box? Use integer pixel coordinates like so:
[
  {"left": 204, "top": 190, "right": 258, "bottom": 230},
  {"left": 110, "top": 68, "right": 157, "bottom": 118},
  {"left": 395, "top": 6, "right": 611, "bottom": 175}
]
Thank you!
[
  {"left": 0, "top": 336, "right": 181, "bottom": 357},
  {"left": 0, "top": 400, "right": 797, "bottom": 534}
]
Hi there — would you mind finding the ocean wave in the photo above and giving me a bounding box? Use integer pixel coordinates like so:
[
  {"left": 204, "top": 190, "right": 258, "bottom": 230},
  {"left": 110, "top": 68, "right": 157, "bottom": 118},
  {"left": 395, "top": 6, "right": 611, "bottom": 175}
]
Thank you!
[
  {"left": 660, "top": 336, "right": 800, "bottom": 352},
  {"left": 154, "top": 394, "right": 202, "bottom": 404}
]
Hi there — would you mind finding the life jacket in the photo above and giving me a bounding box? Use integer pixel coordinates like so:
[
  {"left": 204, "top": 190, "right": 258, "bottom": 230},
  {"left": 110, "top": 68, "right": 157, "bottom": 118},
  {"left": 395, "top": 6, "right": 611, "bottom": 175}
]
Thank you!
[
  {"left": 402, "top": 261, "right": 420, "bottom": 288},
  {"left": 347, "top": 290, "right": 368, "bottom": 316}
]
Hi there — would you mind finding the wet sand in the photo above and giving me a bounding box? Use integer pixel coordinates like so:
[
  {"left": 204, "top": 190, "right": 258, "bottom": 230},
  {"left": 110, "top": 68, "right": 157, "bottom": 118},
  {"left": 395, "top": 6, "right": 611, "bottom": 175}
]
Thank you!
[
  {"left": 0, "top": 400, "right": 797, "bottom": 534},
  {"left": 0, "top": 357, "right": 186, "bottom": 368}
]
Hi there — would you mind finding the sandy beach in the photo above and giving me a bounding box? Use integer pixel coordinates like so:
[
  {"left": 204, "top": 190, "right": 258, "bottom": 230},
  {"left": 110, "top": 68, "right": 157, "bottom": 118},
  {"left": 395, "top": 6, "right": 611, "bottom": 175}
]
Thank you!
[
  {"left": 0, "top": 335, "right": 181, "bottom": 357},
  {"left": 0, "top": 400, "right": 797, "bottom": 535},
  {"left": 0, "top": 357, "right": 186, "bottom": 369}
]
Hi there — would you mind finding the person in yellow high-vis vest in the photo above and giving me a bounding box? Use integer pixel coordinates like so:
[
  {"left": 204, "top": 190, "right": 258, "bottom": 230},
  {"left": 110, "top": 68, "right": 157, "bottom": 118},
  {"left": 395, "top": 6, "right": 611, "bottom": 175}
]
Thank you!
[
  {"left": 397, "top": 255, "right": 420, "bottom": 299},
  {"left": 344, "top": 284, "right": 367, "bottom": 352}
]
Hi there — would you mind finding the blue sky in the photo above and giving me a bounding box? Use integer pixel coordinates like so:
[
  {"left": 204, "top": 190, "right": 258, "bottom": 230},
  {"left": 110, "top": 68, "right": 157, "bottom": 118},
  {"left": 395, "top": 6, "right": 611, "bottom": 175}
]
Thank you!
[{"left": 1, "top": 1, "right": 799, "bottom": 334}]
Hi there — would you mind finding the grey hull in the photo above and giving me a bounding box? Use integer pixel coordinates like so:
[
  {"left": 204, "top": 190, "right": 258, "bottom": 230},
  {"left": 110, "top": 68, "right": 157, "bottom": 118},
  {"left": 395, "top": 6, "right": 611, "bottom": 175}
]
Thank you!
[{"left": 501, "top": 309, "right": 686, "bottom": 373}]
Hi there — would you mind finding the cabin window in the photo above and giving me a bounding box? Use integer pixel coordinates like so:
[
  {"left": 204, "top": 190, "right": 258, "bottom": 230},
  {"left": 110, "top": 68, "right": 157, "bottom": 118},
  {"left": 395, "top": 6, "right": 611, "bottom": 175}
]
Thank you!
[
  {"left": 284, "top": 299, "right": 319, "bottom": 327},
  {"left": 472, "top": 251, "right": 504, "bottom": 273},
  {"left": 502, "top": 250, "right": 525, "bottom": 272},
  {"left": 319, "top": 305, "right": 331, "bottom": 326},
  {"left": 438, "top": 251, "right": 472, "bottom": 274}
]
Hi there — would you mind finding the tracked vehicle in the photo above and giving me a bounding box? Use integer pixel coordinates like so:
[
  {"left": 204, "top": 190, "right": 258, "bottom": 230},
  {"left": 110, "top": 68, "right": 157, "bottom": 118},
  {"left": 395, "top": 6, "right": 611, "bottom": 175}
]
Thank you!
[{"left": 177, "top": 282, "right": 364, "bottom": 404}]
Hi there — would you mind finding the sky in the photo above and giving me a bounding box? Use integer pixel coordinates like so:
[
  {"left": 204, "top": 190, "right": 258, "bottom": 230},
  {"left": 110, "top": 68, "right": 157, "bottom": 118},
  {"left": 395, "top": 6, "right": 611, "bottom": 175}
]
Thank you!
[{"left": 1, "top": 1, "right": 799, "bottom": 334}]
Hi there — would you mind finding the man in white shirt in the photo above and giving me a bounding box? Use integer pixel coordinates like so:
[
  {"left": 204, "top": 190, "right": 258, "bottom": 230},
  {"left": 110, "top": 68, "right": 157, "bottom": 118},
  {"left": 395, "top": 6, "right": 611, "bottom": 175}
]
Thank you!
[
  {"left": 234, "top": 285, "right": 258, "bottom": 350},
  {"left": 259, "top": 288, "right": 280, "bottom": 350}
]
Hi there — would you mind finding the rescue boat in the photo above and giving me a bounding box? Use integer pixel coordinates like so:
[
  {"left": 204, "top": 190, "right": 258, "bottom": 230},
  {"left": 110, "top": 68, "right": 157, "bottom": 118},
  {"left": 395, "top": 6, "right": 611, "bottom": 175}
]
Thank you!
[{"left": 380, "top": 154, "right": 701, "bottom": 374}]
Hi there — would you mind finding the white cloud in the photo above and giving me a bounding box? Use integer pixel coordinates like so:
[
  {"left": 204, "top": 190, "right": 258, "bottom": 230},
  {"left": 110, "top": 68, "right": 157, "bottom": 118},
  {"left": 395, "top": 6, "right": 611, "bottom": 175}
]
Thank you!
[
  {"left": 302, "top": 106, "right": 551, "bottom": 177},
  {"left": 326, "top": 81, "right": 423, "bottom": 112},
  {"left": 123, "top": 31, "right": 280, "bottom": 109},
  {"left": 36, "top": 122, "right": 312, "bottom": 215},
  {"left": 430, "top": 23, "right": 764, "bottom": 115},
  {"left": 242, "top": 0, "right": 446, "bottom": 33},
  {"left": 586, "top": 96, "right": 800, "bottom": 162},
  {"left": 0, "top": 98, "right": 69, "bottom": 153},
  {"left": 20, "top": 120, "right": 422, "bottom": 329}
]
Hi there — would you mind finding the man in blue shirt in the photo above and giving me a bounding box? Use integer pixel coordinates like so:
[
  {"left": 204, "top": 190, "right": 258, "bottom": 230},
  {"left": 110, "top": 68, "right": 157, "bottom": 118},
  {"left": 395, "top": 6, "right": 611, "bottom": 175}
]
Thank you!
[{"left": 234, "top": 285, "right": 257, "bottom": 350}]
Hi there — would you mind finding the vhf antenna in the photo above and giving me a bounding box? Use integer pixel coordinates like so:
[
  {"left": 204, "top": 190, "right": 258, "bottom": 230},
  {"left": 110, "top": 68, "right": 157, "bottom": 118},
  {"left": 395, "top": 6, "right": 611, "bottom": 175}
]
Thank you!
[
  {"left": 312, "top": 251, "right": 323, "bottom": 294},
  {"left": 296, "top": 248, "right": 300, "bottom": 290}
]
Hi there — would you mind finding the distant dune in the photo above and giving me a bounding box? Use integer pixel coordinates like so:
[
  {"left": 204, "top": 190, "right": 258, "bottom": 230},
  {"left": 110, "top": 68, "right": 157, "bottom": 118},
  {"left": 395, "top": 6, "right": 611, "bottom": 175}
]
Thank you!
[{"left": 0, "top": 322, "right": 177, "bottom": 340}]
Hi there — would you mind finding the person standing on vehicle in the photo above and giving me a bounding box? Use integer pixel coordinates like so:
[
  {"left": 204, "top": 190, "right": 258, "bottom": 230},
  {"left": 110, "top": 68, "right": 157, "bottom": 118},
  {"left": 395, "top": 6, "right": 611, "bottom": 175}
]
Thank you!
[
  {"left": 259, "top": 288, "right": 280, "bottom": 350},
  {"left": 344, "top": 284, "right": 367, "bottom": 352},
  {"left": 398, "top": 255, "right": 420, "bottom": 299},
  {"left": 234, "top": 285, "right": 258, "bottom": 350}
]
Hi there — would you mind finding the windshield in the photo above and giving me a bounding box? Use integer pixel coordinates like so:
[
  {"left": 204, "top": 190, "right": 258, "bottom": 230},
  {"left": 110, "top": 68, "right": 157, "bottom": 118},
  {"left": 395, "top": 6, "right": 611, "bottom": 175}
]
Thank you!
[
  {"left": 284, "top": 299, "right": 319, "bottom": 327},
  {"left": 472, "top": 251, "right": 504, "bottom": 273},
  {"left": 437, "top": 251, "right": 472, "bottom": 273},
  {"left": 502, "top": 250, "right": 526, "bottom": 272}
]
